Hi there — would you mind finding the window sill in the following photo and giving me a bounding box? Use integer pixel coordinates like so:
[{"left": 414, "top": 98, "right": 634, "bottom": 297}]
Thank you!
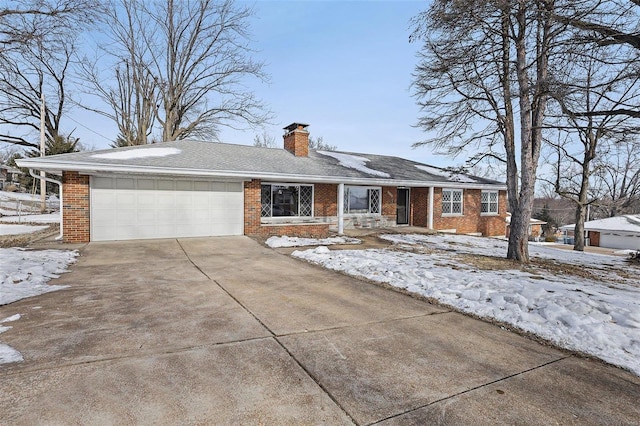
[
  {"left": 441, "top": 213, "right": 464, "bottom": 217},
  {"left": 480, "top": 213, "right": 499, "bottom": 217},
  {"left": 261, "top": 216, "right": 332, "bottom": 225}
]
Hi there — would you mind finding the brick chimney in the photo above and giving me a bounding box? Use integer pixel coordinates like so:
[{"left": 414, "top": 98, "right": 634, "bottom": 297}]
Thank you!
[{"left": 283, "top": 122, "right": 310, "bottom": 157}]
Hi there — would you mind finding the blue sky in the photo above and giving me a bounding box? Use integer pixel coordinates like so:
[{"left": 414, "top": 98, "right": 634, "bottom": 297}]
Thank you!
[{"left": 72, "top": 1, "right": 450, "bottom": 166}]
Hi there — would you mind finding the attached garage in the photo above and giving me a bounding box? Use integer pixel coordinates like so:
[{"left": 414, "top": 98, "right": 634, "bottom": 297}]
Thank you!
[
  {"left": 90, "top": 176, "right": 244, "bottom": 241},
  {"left": 598, "top": 232, "right": 640, "bottom": 251}
]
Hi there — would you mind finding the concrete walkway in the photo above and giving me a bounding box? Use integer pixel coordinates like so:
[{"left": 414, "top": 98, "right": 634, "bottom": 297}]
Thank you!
[{"left": 0, "top": 237, "right": 638, "bottom": 424}]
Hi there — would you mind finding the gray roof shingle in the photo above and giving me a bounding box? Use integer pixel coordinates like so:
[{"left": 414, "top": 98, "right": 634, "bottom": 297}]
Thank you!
[{"left": 17, "top": 140, "right": 505, "bottom": 188}]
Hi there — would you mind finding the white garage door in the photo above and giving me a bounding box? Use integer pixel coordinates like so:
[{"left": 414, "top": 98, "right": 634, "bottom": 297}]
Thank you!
[
  {"left": 91, "top": 176, "right": 244, "bottom": 241},
  {"left": 599, "top": 232, "right": 640, "bottom": 250}
]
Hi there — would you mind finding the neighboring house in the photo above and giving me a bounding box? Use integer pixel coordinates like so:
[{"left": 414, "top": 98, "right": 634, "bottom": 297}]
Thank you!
[
  {"left": 0, "top": 165, "right": 23, "bottom": 190},
  {"left": 16, "top": 123, "right": 508, "bottom": 243},
  {"left": 504, "top": 213, "right": 547, "bottom": 240},
  {"left": 562, "top": 215, "right": 640, "bottom": 250}
]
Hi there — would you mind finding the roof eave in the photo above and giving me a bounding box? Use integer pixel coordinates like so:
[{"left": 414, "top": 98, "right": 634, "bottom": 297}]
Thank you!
[{"left": 16, "top": 159, "right": 507, "bottom": 190}]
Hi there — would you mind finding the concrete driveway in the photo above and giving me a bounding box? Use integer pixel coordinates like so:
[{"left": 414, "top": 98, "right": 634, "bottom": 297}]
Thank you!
[{"left": 0, "top": 236, "right": 638, "bottom": 425}]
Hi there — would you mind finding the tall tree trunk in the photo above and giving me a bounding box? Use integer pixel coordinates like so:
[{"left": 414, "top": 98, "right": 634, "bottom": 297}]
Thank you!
[{"left": 573, "top": 204, "right": 587, "bottom": 251}]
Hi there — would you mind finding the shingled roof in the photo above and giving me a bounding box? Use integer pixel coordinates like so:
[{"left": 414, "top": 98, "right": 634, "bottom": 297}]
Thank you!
[{"left": 16, "top": 140, "right": 506, "bottom": 189}]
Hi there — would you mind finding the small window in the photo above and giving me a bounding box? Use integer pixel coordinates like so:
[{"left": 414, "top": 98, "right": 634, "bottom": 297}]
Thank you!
[
  {"left": 261, "top": 184, "right": 313, "bottom": 218},
  {"left": 481, "top": 191, "right": 499, "bottom": 214},
  {"left": 442, "top": 189, "right": 463, "bottom": 215},
  {"left": 344, "top": 186, "right": 381, "bottom": 214}
]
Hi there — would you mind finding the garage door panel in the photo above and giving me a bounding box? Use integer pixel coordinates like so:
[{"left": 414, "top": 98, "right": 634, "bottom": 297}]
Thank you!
[
  {"left": 91, "top": 177, "right": 243, "bottom": 241},
  {"left": 600, "top": 233, "right": 640, "bottom": 250}
]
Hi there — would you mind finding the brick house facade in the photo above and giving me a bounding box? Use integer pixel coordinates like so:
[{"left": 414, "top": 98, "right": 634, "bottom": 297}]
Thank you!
[{"left": 21, "top": 122, "right": 508, "bottom": 243}]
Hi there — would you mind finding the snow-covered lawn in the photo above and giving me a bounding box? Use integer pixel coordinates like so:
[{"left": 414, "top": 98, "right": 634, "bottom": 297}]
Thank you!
[
  {"left": 0, "top": 212, "right": 60, "bottom": 224},
  {"left": 0, "top": 248, "right": 77, "bottom": 364},
  {"left": 291, "top": 233, "right": 640, "bottom": 376},
  {"left": 266, "top": 235, "right": 361, "bottom": 248},
  {"left": 0, "top": 224, "right": 48, "bottom": 236}
]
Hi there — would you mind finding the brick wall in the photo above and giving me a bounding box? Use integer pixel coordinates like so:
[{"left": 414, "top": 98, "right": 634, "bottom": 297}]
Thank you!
[
  {"left": 432, "top": 188, "right": 507, "bottom": 236},
  {"left": 314, "top": 183, "right": 337, "bottom": 217},
  {"left": 245, "top": 180, "right": 507, "bottom": 238},
  {"left": 381, "top": 186, "right": 396, "bottom": 223},
  {"left": 244, "top": 179, "right": 330, "bottom": 238},
  {"left": 244, "top": 179, "right": 262, "bottom": 236},
  {"left": 410, "top": 188, "right": 429, "bottom": 227},
  {"left": 62, "top": 171, "right": 90, "bottom": 243}
]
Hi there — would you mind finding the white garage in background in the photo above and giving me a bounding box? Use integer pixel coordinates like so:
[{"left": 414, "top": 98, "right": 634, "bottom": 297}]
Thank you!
[
  {"left": 91, "top": 176, "right": 244, "bottom": 241},
  {"left": 562, "top": 214, "right": 640, "bottom": 250}
]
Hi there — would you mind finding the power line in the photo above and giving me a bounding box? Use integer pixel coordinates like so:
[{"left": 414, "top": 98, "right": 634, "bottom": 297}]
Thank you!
[{"left": 65, "top": 115, "right": 112, "bottom": 142}]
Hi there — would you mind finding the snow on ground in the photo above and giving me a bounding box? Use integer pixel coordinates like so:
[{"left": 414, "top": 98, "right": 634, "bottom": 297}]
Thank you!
[
  {"left": 0, "top": 224, "right": 48, "bottom": 236},
  {"left": 0, "top": 212, "right": 60, "bottom": 224},
  {"left": 0, "top": 249, "right": 76, "bottom": 364},
  {"left": 1, "top": 248, "right": 76, "bottom": 306},
  {"left": 0, "top": 314, "right": 23, "bottom": 364},
  {"left": 292, "top": 233, "right": 640, "bottom": 376},
  {"left": 266, "top": 235, "right": 361, "bottom": 248},
  {"left": 0, "top": 191, "right": 40, "bottom": 202}
]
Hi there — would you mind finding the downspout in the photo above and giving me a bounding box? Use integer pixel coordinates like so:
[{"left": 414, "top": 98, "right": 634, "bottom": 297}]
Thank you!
[
  {"left": 338, "top": 183, "right": 344, "bottom": 235},
  {"left": 29, "top": 169, "right": 63, "bottom": 241},
  {"left": 428, "top": 186, "right": 434, "bottom": 230}
]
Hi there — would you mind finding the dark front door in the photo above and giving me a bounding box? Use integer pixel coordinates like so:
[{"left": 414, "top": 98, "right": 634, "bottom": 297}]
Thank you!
[{"left": 397, "top": 188, "right": 409, "bottom": 225}]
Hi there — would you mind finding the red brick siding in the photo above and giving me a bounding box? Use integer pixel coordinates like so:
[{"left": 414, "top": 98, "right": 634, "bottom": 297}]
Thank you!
[
  {"left": 62, "top": 171, "right": 90, "bottom": 243},
  {"left": 244, "top": 179, "right": 330, "bottom": 238},
  {"left": 381, "top": 186, "right": 397, "bottom": 223},
  {"left": 432, "top": 188, "right": 507, "bottom": 236},
  {"left": 410, "top": 188, "right": 429, "bottom": 227},
  {"left": 244, "top": 179, "right": 262, "bottom": 236},
  {"left": 314, "top": 183, "right": 337, "bottom": 217}
]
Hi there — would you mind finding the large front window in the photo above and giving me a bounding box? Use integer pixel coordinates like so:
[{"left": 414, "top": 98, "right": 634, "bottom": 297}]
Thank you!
[
  {"left": 261, "top": 184, "right": 313, "bottom": 217},
  {"left": 344, "top": 186, "right": 381, "bottom": 214},
  {"left": 442, "top": 189, "right": 463, "bottom": 215}
]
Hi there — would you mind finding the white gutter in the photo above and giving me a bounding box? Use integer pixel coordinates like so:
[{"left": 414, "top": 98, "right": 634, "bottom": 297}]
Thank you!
[
  {"left": 29, "top": 169, "right": 63, "bottom": 241},
  {"left": 15, "top": 159, "right": 507, "bottom": 191},
  {"left": 338, "top": 183, "right": 344, "bottom": 235}
]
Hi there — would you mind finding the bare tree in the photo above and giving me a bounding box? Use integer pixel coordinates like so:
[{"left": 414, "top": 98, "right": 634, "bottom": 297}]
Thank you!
[
  {"left": 87, "top": 0, "right": 270, "bottom": 144},
  {"left": 0, "top": 1, "right": 98, "bottom": 148},
  {"left": 80, "top": 0, "right": 158, "bottom": 147},
  {"left": 591, "top": 138, "right": 640, "bottom": 217},
  {"left": 411, "top": 0, "right": 567, "bottom": 262},
  {"left": 0, "top": 42, "right": 73, "bottom": 148},
  {"left": 253, "top": 131, "right": 276, "bottom": 148},
  {"left": 545, "top": 47, "right": 640, "bottom": 250},
  {"left": 0, "top": 1, "right": 96, "bottom": 53},
  {"left": 309, "top": 136, "right": 336, "bottom": 151}
]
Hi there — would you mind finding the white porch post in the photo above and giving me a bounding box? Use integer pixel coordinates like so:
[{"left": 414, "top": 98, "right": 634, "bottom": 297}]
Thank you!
[
  {"left": 338, "top": 183, "right": 344, "bottom": 235},
  {"left": 428, "top": 186, "right": 434, "bottom": 230}
]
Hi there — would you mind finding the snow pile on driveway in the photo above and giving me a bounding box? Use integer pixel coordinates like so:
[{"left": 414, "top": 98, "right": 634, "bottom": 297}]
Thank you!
[
  {"left": 292, "top": 233, "right": 640, "bottom": 376},
  {"left": 1, "top": 248, "right": 76, "bottom": 306},
  {"left": 0, "top": 314, "right": 23, "bottom": 364},
  {"left": 1, "top": 248, "right": 76, "bottom": 364},
  {"left": 266, "top": 235, "right": 361, "bottom": 248}
]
